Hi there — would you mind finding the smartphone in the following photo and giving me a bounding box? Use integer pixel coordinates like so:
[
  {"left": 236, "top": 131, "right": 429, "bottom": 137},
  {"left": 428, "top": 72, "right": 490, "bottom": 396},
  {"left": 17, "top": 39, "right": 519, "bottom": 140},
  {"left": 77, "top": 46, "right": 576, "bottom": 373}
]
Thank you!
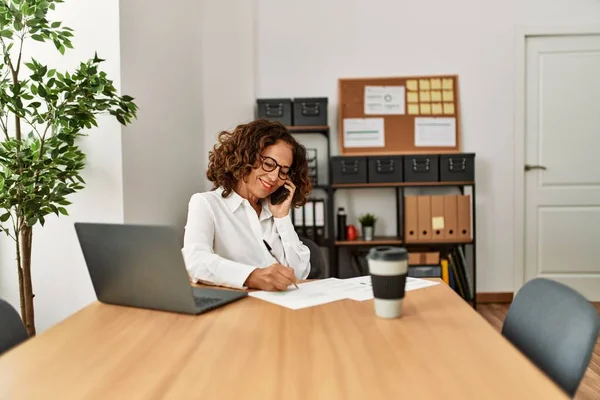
[{"left": 270, "top": 185, "right": 289, "bottom": 205}]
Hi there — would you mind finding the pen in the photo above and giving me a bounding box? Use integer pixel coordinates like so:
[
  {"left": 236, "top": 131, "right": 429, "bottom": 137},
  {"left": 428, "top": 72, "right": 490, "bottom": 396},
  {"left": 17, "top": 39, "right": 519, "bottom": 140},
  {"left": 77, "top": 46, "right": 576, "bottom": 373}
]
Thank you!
[{"left": 263, "top": 240, "right": 299, "bottom": 289}]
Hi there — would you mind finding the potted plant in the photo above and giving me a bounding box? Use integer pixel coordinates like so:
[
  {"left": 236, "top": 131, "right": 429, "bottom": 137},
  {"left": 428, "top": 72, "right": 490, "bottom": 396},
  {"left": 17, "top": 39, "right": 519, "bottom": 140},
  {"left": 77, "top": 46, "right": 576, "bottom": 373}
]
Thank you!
[
  {"left": 0, "top": 0, "right": 138, "bottom": 336},
  {"left": 358, "top": 213, "right": 377, "bottom": 241}
]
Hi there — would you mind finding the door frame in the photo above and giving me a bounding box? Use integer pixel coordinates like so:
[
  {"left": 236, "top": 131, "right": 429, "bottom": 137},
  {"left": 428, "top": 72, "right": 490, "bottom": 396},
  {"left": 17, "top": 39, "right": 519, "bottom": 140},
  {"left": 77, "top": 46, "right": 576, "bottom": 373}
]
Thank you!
[{"left": 513, "top": 25, "right": 600, "bottom": 293}]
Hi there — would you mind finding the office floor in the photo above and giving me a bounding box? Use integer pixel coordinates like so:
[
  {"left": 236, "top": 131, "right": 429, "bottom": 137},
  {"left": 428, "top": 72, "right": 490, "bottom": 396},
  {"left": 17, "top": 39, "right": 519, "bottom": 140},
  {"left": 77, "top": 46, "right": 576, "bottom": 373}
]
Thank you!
[{"left": 478, "top": 303, "right": 600, "bottom": 400}]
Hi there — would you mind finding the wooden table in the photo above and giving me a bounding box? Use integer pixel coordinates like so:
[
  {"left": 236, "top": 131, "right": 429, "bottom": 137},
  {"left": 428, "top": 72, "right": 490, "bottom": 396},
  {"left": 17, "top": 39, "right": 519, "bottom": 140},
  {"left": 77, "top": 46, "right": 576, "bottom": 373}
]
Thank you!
[{"left": 0, "top": 280, "right": 568, "bottom": 399}]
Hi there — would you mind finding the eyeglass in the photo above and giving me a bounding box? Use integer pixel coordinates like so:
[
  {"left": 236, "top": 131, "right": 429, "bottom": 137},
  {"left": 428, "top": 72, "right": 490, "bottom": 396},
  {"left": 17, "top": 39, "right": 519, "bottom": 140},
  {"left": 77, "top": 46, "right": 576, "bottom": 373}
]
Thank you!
[{"left": 259, "top": 155, "right": 292, "bottom": 180}]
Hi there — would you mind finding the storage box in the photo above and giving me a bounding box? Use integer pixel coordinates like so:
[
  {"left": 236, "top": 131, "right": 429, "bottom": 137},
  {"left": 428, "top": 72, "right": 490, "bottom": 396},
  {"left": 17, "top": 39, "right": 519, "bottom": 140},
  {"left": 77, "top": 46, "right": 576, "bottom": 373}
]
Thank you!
[
  {"left": 404, "top": 155, "right": 439, "bottom": 182},
  {"left": 256, "top": 98, "right": 292, "bottom": 126},
  {"left": 368, "top": 156, "right": 403, "bottom": 183},
  {"left": 440, "top": 153, "right": 475, "bottom": 182},
  {"left": 293, "top": 97, "right": 328, "bottom": 126},
  {"left": 331, "top": 156, "right": 368, "bottom": 184}
]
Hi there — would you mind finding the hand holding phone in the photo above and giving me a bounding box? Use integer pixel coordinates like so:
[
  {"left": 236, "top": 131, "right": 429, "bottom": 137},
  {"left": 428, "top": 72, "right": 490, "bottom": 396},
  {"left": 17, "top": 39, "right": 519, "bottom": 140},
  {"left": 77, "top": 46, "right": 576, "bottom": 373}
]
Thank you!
[{"left": 268, "top": 180, "right": 296, "bottom": 218}]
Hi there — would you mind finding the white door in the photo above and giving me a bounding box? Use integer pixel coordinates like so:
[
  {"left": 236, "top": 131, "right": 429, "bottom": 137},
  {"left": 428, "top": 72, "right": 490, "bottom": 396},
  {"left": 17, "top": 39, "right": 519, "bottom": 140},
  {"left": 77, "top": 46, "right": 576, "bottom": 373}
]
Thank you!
[{"left": 524, "top": 34, "right": 600, "bottom": 300}]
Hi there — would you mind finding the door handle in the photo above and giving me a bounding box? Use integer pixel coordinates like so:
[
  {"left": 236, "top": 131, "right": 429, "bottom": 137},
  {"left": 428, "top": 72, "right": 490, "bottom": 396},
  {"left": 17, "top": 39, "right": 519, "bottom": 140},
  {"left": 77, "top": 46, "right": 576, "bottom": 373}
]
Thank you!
[{"left": 524, "top": 164, "right": 547, "bottom": 171}]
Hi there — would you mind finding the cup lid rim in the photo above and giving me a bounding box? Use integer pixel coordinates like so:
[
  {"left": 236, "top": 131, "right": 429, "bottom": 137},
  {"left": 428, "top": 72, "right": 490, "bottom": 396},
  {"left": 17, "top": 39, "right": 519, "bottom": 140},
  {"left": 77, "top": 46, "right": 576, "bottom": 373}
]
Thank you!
[{"left": 367, "top": 246, "right": 407, "bottom": 261}]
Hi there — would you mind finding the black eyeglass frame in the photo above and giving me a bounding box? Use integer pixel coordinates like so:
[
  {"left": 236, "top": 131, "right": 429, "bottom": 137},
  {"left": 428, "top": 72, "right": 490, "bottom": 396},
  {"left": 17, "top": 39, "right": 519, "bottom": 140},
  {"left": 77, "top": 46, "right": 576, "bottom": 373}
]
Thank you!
[{"left": 258, "top": 155, "right": 292, "bottom": 180}]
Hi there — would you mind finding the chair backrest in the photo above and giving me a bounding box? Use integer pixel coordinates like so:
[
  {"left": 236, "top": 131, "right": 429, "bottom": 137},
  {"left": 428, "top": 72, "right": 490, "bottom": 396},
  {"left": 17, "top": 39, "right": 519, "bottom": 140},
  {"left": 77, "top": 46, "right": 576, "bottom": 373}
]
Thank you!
[
  {"left": 501, "top": 278, "right": 599, "bottom": 397},
  {"left": 0, "top": 298, "right": 28, "bottom": 356},
  {"left": 300, "top": 237, "right": 326, "bottom": 279}
]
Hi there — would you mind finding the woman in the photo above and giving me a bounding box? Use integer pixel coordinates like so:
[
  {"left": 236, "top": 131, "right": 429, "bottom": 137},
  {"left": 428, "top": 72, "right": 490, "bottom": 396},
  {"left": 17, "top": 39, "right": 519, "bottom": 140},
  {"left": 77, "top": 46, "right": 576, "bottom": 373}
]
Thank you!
[{"left": 182, "top": 119, "right": 313, "bottom": 291}]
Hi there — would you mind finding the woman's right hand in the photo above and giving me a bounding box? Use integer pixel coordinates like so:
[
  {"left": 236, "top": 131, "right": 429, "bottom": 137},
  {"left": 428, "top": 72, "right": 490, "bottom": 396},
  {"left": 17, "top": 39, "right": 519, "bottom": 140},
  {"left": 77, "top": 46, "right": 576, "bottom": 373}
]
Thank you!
[{"left": 245, "top": 263, "right": 297, "bottom": 291}]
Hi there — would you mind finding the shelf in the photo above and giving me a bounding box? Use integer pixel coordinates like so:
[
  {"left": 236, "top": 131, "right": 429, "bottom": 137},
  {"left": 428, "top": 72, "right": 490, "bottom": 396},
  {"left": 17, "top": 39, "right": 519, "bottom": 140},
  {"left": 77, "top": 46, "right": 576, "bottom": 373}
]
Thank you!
[
  {"left": 334, "top": 237, "right": 473, "bottom": 247},
  {"left": 335, "top": 237, "right": 403, "bottom": 246},
  {"left": 286, "top": 125, "right": 329, "bottom": 135},
  {"left": 331, "top": 181, "right": 474, "bottom": 189},
  {"left": 405, "top": 239, "right": 474, "bottom": 245}
]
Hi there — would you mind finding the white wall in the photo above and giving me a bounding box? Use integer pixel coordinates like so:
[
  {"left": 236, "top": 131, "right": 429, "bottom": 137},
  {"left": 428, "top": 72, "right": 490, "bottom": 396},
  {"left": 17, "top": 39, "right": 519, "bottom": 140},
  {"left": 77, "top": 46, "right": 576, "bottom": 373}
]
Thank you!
[
  {"left": 120, "top": 0, "right": 205, "bottom": 230},
  {"left": 0, "top": 0, "right": 124, "bottom": 332},
  {"left": 256, "top": 0, "right": 600, "bottom": 291}
]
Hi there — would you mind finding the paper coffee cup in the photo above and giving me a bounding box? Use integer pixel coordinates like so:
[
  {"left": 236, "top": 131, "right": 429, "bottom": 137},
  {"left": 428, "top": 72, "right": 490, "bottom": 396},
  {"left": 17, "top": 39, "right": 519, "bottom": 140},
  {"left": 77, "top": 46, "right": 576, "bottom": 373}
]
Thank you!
[{"left": 366, "top": 246, "right": 408, "bottom": 319}]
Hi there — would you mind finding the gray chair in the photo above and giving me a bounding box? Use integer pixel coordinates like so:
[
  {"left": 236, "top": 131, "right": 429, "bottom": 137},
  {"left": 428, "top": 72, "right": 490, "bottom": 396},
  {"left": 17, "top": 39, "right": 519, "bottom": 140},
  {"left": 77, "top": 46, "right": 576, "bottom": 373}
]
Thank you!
[
  {"left": 501, "top": 278, "right": 599, "bottom": 398},
  {"left": 300, "top": 237, "right": 326, "bottom": 279},
  {"left": 0, "top": 298, "right": 28, "bottom": 356}
]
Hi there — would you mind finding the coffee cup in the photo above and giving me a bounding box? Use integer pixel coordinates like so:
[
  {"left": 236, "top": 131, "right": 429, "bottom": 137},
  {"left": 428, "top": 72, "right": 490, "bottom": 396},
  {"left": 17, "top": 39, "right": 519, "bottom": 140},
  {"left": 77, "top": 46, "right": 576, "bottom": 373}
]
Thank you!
[{"left": 366, "top": 246, "right": 408, "bottom": 318}]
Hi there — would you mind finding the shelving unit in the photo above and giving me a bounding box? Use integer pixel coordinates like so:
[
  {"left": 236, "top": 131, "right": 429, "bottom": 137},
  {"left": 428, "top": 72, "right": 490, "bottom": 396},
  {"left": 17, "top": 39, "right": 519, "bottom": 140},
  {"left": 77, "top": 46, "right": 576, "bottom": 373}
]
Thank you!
[{"left": 287, "top": 125, "right": 477, "bottom": 309}]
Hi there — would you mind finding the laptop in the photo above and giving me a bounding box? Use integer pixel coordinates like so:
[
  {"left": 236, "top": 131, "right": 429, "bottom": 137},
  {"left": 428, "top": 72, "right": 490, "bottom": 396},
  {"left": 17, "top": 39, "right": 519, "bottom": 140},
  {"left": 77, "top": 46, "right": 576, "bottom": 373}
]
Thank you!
[{"left": 74, "top": 222, "right": 247, "bottom": 315}]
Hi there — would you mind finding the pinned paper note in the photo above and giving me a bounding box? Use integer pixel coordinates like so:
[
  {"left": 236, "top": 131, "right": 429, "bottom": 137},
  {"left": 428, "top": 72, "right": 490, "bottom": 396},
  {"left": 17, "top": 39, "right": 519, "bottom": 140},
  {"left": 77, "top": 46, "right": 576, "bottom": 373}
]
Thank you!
[
  {"left": 432, "top": 217, "right": 445, "bottom": 230},
  {"left": 443, "top": 103, "right": 455, "bottom": 115},
  {"left": 420, "top": 104, "right": 431, "bottom": 114},
  {"left": 442, "top": 91, "right": 454, "bottom": 102},
  {"left": 414, "top": 117, "right": 456, "bottom": 147},
  {"left": 432, "top": 103, "right": 442, "bottom": 114},
  {"left": 431, "top": 91, "right": 442, "bottom": 102},
  {"left": 364, "top": 86, "right": 405, "bottom": 115},
  {"left": 419, "top": 79, "right": 430, "bottom": 90},
  {"left": 406, "top": 80, "right": 418, "bottom": 91},
  {"left": 408, "top": 104, "right": 419, "bottom": 115},
  {"left": 419, "top": 91, "right": 431, "bottom": 102},
  {"left": 407, "top": 92, "right": 419, "bottom": 103},
  {"left": 343, "top": 118, "right": 385, "bottom": 148},
  {"left": 430, "top": 79, "right": 441, "bottom": 90},
  {"left": 442, "top": 78, "right": 453, "bottom": 90}
]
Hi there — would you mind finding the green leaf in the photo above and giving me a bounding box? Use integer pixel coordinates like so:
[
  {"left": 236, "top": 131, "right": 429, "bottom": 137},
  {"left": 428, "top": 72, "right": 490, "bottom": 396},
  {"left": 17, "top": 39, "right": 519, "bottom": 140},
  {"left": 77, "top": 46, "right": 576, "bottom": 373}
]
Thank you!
[
  {"left": 31, "top": 34, "right": 45, "bottom": 42},
  {"left": 26, "top": 217, "right": 38, "bottom": 227},
  {"left": 58, "top": 207, "right": 68, "bottom": 216},
  {"left": 51, "top": 21, "right": 61, "bottom": 28},
  {"left": 0, "top": 30, "right": 12, "bottom": 38},
  {"left": 0, "top": 213, "right": 10, "bottom": 222}
]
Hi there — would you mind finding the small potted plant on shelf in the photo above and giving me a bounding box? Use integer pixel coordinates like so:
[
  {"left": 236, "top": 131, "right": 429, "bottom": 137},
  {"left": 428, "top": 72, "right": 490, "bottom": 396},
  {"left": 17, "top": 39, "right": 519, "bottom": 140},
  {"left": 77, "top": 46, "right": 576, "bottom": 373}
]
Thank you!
[{"left": 358, "top": 213, "right": 377, "bottom": 241}]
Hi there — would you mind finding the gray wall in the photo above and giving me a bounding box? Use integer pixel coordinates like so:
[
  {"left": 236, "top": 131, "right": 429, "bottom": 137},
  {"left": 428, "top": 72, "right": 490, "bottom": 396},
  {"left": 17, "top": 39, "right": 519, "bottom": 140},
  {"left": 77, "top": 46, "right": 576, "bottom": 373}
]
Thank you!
[{"left": 119, "top": 0, "right": 205, "bottom": 230}]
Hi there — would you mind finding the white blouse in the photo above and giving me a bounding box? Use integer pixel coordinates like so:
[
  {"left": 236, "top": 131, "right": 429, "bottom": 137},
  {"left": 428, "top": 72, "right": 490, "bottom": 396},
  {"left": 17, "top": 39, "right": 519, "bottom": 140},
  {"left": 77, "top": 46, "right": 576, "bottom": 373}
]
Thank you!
[{"left": 182, "top": 187, "right": 311, "bottom": 289}]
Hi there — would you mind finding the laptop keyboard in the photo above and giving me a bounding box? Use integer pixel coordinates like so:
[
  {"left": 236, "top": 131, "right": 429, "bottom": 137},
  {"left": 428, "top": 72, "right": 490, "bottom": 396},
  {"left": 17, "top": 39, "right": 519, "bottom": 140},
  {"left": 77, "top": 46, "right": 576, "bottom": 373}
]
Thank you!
[{"left": 194, "top": 296, "right": 222, "bottom": 309}]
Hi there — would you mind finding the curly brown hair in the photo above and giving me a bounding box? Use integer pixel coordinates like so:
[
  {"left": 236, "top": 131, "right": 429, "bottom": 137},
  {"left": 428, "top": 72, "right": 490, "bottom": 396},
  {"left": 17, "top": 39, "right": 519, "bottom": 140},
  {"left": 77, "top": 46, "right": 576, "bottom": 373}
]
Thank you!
[{"left": 207, "top": 119, "right": 312, "bottom": 207}]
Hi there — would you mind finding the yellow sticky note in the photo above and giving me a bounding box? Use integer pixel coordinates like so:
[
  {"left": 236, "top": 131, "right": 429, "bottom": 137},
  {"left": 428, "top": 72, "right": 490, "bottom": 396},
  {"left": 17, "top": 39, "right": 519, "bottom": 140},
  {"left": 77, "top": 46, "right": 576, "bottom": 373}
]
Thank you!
[
  {"left": 430, "top": 79, "right": 441, "bottom": 90},
  {"left": 442, "top": 78, "right": 453, "bottom": 90},
  {"left": 408, "top": 104, "right": 420, "bottom": 115},
  {"left": 432, "top": 103, "right": 442, "bottom": 114},
  {"left": 443, "top": 103, "right": 455, "bottom": 114},
  {"left": 443, "top": 90, "right": 454, "bottom": 102},
  {"left": 407, "top": 92, "right": 419, "bottom": 103},
  {"left": 419, "top": 91, "right": 431, "bottom": 102},
  {"left": 432, "top": 217, "right": 445, "bottom": 230},
  {"left": 431, "top": 91, "right": 442, "bottom": 102},
  {"left": 420, "top": 104, "right": 431, "bottom": 114},
  {"left": 419, "top": 79, "right": 430, "bottom": 90},
  {"left": 406, "top": 80, "right": 418, "bottom": 91}
]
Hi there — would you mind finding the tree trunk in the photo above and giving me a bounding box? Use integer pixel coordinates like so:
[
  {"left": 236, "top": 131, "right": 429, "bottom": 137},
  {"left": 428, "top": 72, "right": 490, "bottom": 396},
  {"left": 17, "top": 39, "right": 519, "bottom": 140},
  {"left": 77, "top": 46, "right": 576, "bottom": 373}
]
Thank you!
[{"left": 17, "top": 224, "right": 35, "bottom": 336}]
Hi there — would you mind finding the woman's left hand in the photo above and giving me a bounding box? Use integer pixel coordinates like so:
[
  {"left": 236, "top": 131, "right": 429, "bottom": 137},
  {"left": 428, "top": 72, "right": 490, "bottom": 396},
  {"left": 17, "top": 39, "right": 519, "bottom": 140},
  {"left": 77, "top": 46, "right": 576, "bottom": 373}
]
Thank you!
[{"left": 269, "top": 180, "right": 296, "bottom": 218}]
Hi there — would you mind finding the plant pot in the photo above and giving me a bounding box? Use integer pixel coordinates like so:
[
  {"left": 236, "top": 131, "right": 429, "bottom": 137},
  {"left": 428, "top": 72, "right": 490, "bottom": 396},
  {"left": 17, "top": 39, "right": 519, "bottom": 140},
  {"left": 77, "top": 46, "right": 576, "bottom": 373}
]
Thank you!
[{"left": 362, "top": 225, "right": 374, "bottom": 241}]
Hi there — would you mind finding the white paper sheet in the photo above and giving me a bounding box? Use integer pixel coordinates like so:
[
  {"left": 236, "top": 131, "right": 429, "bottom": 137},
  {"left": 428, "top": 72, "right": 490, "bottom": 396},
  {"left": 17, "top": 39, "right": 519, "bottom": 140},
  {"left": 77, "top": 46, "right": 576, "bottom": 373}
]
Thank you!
[
  {"left": 341, "top": 276, "right": 440, "bottom": 301},
  {"left": 343, "top": 118, "right": 385, "bottom": 148},
  {"left": 249, "top": 276, "right": 440, "bottom": 309},
  {"left": 364, "top": 86, "right": 406, "bottom": 115},
  {"left": 414, "top": 117, "right": 456, "bottom": 147},
  {"left": 248, "top": 278, "right": 348, "bottom": 310}
]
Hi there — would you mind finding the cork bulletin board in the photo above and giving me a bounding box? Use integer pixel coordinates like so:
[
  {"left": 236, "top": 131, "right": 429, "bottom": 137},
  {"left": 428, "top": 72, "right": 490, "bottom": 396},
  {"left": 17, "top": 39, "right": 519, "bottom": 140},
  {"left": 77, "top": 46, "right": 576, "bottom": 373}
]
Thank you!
[{"left": 338, "top": 75, "right": 462, "bottom": 155}]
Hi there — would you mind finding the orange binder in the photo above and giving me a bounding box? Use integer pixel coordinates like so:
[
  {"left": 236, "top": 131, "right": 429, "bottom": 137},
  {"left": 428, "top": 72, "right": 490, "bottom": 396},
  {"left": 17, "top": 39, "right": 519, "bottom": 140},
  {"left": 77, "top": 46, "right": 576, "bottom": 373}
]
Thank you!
[
  {"left": 443, "top": 195, "right": 458, "bottom": 240},
  {"left": 404, "top": 196, "right": 418, "bottom": 242},
  {"left": 430, "top": 195, "right": 445, "bottom": 241},
  {"left": 457, "top": 195, "right": 471, "bottom": 240},
  {"left": 417, "top": 196, "right": 432, "bottom": 241}
]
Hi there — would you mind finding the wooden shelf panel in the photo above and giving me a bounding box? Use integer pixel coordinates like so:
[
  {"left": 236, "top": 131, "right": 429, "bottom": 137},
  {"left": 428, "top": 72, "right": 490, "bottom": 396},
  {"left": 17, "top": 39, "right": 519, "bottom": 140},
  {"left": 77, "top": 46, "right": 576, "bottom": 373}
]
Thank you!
[
  {"left": 334, "top": 238, "right": 473, "bottom": 247},
  {"left": 405, "top": 239, "right": 474, "bottom": 245},
  {"left": 335, "top": 237, "right": 403, "bottom": 246},
  {"left": 285, "top": 125, "right": 329, "bottom": 134},
  {"left": 332, "top": 181, "right": 474, "bottom": 189}
]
